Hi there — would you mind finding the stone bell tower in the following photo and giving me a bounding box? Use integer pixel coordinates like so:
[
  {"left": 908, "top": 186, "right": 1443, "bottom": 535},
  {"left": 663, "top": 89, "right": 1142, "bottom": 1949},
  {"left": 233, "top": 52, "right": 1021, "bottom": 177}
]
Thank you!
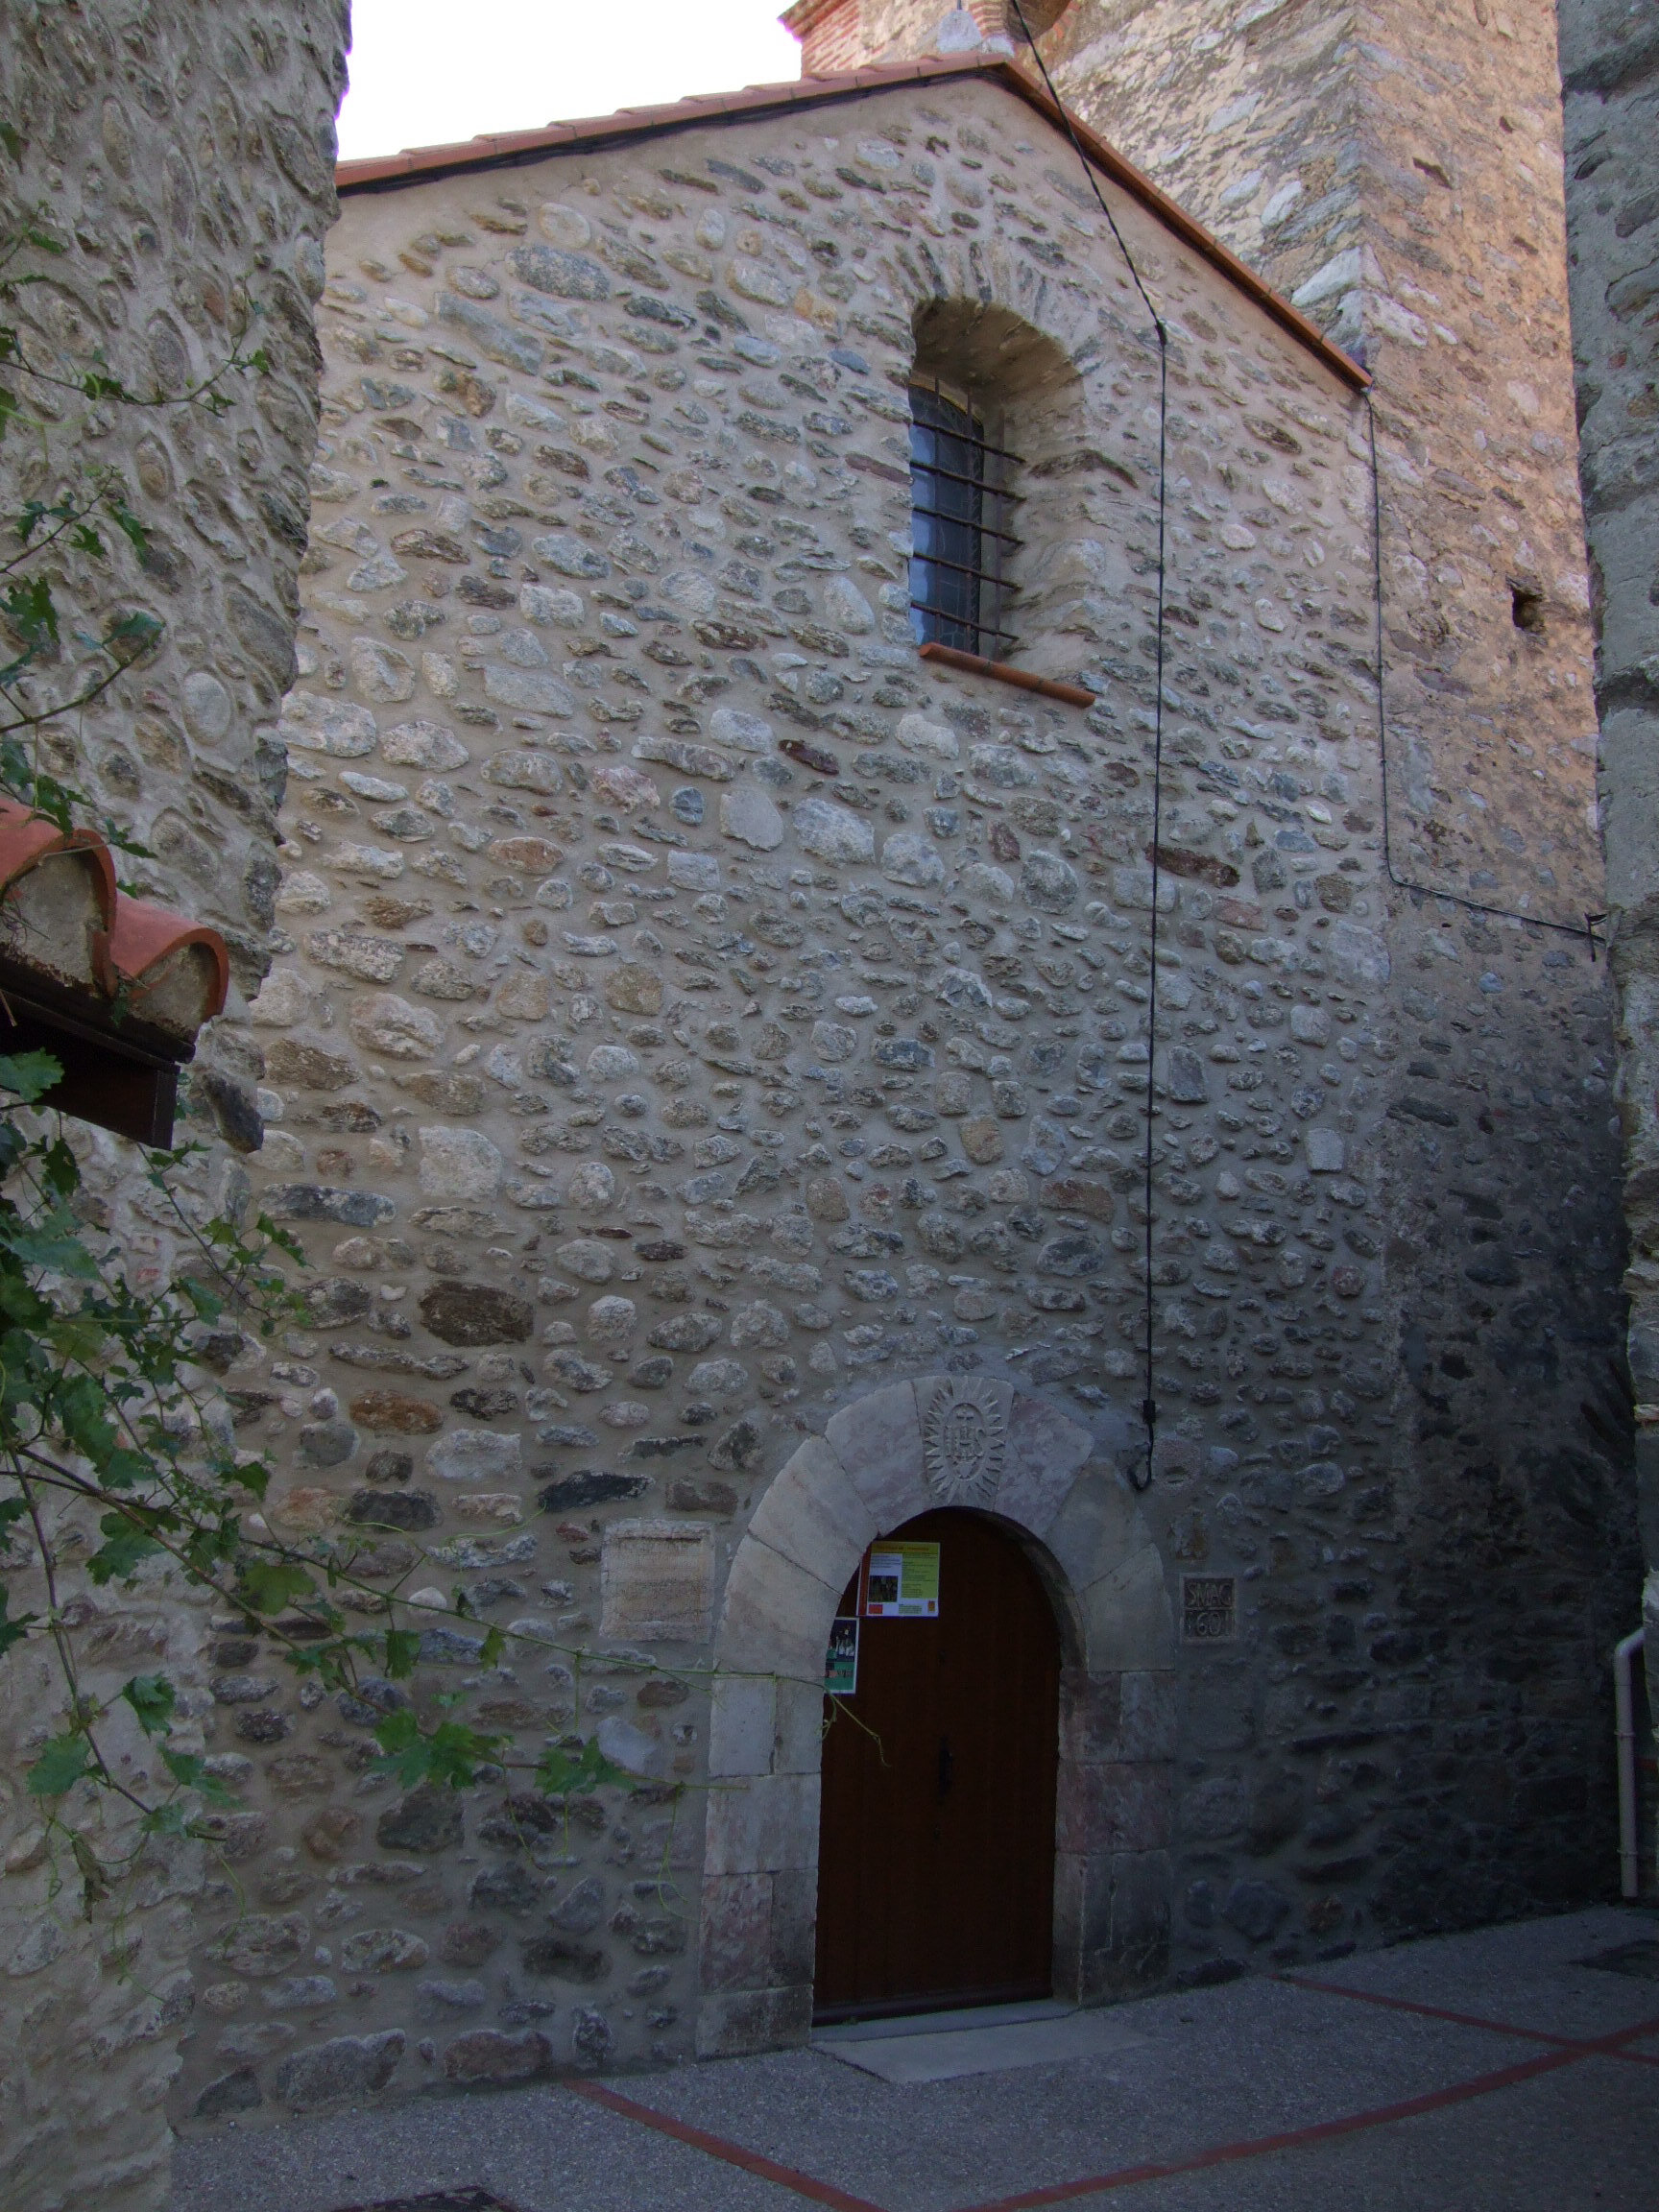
[
  {"left": 783, "top": 2, "right": 1072, "bottom": 79},
  {"left": 1043, "top": 0, "right": 1600, "bottom": 916},
  {"left": 781, "top": 0, "right": 1641, "bottom": 1937}
]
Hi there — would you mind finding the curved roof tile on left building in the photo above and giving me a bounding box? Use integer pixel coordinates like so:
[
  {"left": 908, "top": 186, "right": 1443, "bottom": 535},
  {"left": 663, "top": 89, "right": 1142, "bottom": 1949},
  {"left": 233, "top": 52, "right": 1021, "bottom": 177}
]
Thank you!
[{"left": 0, "top": 798, "right": 228, "bottom": 1047}]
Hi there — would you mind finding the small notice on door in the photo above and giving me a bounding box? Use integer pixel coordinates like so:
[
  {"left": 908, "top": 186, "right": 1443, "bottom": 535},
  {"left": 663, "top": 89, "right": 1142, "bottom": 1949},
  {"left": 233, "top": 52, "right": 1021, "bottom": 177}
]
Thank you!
[
  {"left": 864, "top": 1542, "right": 941, "bottom": 1618},
  {"left": 826, "top": 1615, "right": 859, "bottom": 1695}
]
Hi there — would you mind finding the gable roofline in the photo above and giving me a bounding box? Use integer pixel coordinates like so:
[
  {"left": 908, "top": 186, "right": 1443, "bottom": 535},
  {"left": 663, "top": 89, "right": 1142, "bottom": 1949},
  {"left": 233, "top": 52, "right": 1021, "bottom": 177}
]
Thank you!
[{"left": 334, "top": 54, "right": 1369, "bottom": 395}]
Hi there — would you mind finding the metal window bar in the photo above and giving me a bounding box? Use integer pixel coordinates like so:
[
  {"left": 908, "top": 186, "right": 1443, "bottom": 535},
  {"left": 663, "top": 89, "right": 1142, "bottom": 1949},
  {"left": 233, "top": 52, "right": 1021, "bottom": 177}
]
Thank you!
[
  {"left": 917, "top": 427, "right": 1026, "bottom": 467},
  {"left": 908, "top": 380, "right": 1014, "bottom": 658},
  {"left": 911, "top": 504, "right": 1024, "bottom": 548},
  {"left": 908, "top": 380, "right": 1027, "bottom": 468},
  {"left": 910, "top": 462, "right": 1025, "bottom": 503},
  {"left": 911, "top": 551, "right": 1024, "bottom": 589},
  {"left": 907, "top": 604, "right": 1020, "bottom": 643}
]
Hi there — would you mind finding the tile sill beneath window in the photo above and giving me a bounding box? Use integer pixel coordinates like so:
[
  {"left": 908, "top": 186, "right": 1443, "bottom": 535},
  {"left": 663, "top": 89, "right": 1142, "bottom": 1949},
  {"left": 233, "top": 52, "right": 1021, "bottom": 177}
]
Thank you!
[{"left": 916, "top": 641, "right": 1097, "bottom": 709}]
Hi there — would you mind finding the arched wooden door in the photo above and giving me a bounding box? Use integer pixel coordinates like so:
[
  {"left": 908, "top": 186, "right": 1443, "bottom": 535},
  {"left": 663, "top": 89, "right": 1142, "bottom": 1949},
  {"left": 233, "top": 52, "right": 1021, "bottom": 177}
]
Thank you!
[{"left": 813, "top": 1508, "right": 1062, "bottom": 2021}]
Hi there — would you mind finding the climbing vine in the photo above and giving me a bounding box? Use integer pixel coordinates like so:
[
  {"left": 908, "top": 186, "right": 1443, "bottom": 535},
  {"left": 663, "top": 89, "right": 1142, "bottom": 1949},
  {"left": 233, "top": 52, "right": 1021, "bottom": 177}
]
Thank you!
[
  {"left": 0, "top": 133, "right": 273, "bottom": 842},
  {"left": 0, "top": 1038, "right": 651, "bottom": 1913},
  {"left": 0, "top": 147, "right": 672, "bottom": 1917}
]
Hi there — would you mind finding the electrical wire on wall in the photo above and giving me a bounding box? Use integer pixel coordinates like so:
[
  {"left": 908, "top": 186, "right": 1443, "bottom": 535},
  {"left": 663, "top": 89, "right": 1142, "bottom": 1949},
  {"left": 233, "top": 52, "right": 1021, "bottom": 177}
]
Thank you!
[
  {"left": 1008, "top": 1, "right": 1168, "bottom": 1492},
  {"left": 1364, "top": 396, "right": 1603, "bottom": 956}
]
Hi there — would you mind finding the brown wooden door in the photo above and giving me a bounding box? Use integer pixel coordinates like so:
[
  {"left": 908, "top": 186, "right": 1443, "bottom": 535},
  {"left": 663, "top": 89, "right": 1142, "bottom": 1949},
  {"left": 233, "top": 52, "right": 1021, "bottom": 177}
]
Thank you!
[{"left": 814, "top": 1508, "right": 1061, "bottom": 2021}]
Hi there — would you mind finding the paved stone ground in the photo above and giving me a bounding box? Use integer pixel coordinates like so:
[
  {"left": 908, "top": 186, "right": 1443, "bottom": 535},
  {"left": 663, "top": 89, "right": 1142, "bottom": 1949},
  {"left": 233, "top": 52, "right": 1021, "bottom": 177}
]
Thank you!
[{"left": 173, "top": 1906, "right": 1659, "bottom": 2212}]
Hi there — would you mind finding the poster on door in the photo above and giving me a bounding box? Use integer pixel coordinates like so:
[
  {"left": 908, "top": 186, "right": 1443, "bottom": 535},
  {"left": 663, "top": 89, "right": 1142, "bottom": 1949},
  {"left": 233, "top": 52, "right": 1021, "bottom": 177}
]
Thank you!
[
  {"left": 863, "top": 1542, "right": 941, "bottom": 1618},
  {"left": 825, "top": 1615, "right": 859, "bottom": 1695}
]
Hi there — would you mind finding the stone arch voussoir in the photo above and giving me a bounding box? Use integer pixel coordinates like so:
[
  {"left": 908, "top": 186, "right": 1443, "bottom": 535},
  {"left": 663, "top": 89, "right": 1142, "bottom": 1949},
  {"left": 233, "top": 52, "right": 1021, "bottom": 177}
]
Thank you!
[
  {"left": 887, "top": 236, "right": 1101, "bottom": 379},
  {"left": 696, "top": 1373, "right": 1175, "bottom": 2058}
]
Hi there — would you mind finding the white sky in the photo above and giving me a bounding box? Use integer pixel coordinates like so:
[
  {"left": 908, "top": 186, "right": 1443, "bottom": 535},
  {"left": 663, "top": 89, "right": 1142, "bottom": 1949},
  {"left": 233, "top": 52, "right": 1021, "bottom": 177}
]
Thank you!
[{"left": 336, "top": 0, "right": 804, "bottom": 161}]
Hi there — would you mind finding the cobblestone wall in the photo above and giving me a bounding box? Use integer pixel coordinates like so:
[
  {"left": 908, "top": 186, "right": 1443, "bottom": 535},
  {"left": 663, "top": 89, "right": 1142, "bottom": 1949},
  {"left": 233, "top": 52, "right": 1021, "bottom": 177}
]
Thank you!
[
  {"left": 1559, "top": 0, "right": 1659, "bottom": 1823},
  {"left": 0, "top": 6, "right": 346, "bottom": 2208},
  {"left": 1028, "top": 0, "right": 1640, "bottom": 1969},
  {"left": 171, "top": 62, "right": 1636, "bottom": 2128},
  {"left": 1043, "top": 0, "right": 1601, "bottom": 915}
]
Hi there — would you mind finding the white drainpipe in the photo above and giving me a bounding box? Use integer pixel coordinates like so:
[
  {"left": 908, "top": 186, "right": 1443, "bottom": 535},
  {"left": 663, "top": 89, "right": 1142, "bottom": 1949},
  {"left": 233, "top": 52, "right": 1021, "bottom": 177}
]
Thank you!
[{"left": 1616, "top": 1626, "right": 1647, "bottom": 1901}]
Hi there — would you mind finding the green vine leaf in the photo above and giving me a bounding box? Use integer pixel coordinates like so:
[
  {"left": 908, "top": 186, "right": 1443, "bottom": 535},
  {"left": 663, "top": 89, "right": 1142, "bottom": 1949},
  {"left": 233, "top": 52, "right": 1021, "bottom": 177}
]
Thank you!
[
  {"left": 26, "top": 1730, "right": 92, "bottom": 1796},
  {"left": 237, "top": 1557, "right": 318, "bottom": 1616},
  {"left": 535, "top": 1736, "right": 634, "bottom": 1797},
  {"left": 44, "top": 1312, "right": 109, "bottom": 1367},
  {"left": 0, "top": 572, "right": 55, "bottom": 653},
  {"left": 371, "top": 1710, "right": 507, "bottom": 1790},
  {"left": 4, "top": 1218, "right": 100, "bottom": 1278},
  {"left": 0, "top": 1583, "right": 36, "bottom": 1655},
  {"left": 104, "top": 609, "right": 161, "bottom": 661},
  {"left": 0, "top": 1052, "right": 61, "bottom": 1105},
  {"left": 84, "top": 1518, "right": 161, "bottom": 1585},
  {"left": 159, "top": 1746, "right": 232, "bottom": 1803},
  {"left": 120, "top": 1672, "right": 176, "bottom": 1738}
]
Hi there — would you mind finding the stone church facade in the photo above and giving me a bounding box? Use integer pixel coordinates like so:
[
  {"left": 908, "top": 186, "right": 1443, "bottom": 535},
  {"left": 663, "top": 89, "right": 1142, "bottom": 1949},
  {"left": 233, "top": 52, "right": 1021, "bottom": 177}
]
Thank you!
[{"left": 174, "top": 40, "right": 1640, "bottom": 2120}]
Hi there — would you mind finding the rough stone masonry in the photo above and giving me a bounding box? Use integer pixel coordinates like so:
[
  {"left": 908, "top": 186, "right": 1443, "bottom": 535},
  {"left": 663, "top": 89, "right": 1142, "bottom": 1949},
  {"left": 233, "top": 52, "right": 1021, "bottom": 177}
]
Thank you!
[
  {"left": 1558, "top": 0, "right": 1659, "bottom": 1849},
  {"left": 1005, "top": 0, "right": 1647, "bottom": 1908},
  {"left": 812, "top": 0, "right": 1651, "bottom": 1950},
  {"left": 0, "top": 5, "right": 348, "bottom": 2210},
  {"left": 171, "top": 52, "right": 1640, "bottom": 2128}
]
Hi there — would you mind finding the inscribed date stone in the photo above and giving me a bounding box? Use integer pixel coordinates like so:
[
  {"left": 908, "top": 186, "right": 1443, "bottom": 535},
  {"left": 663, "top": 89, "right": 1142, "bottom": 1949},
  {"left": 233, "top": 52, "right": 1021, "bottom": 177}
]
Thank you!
[{"left": 600, "top": 1519, "right": 716, "bottom": 1641}]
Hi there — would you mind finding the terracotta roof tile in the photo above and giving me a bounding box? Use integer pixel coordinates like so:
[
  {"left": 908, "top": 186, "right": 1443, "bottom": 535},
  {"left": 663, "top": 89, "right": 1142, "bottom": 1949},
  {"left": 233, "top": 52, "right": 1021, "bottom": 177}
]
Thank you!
[
  {"left": 0, "top": 799, "right": 228, "bottom": 1043},
  {"left": 334, "top": 56, "right": 1366, "bottom": 392},
  {"left": 0, "top": 803, "right": 117, "bottom": 930},
  {"left": 94, "top": 900, "right": 230, "bottom": 1030}
]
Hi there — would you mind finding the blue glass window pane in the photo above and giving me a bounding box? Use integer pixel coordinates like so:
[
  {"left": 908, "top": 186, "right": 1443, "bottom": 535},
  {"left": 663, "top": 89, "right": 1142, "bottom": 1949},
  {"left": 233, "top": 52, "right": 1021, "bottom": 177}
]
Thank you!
[{"left": 909, "top": 386, "right": 984, "bottom": 654}]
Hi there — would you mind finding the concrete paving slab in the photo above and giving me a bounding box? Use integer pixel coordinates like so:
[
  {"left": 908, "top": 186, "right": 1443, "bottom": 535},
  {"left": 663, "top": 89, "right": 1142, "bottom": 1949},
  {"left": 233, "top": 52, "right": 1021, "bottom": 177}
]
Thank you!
[
  {"left": 171, "top": 2081, "right": 807, "bottom": 2212},
  {"left": 814, "top": 1999, "right": 1076, "bottom": 2043},
  {"left": 815, "top": 2006, "right": 1147, "bottom": 2083},
  {"left": 595, "top": 1990, "right": 1550, "bottom": 2210},
  {"left": 1044, "top": 2054, "right": 1659, "bottom": 2212},
  {"left": 172, "top": 1909, "right": 1659, "bottom": 2212},
  {"left": 1297, "top": 1903, "right": 1659, "bottom": 2044}
]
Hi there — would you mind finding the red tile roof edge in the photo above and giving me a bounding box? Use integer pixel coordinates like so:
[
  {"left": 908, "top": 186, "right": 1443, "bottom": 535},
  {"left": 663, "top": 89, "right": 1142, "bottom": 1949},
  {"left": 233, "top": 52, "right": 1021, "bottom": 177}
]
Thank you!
[
  {"left": 333, "top": 54, "right": 1368, "bottom": 394},
  {"left": 0, "top": 801, "right": 118, "bottom": 930},
  {"left": 94, "top": 901, "right": 231, "bottom": 1024},
  {"left": 0, "top": 798, "right": 228, "bottom": 1038}
]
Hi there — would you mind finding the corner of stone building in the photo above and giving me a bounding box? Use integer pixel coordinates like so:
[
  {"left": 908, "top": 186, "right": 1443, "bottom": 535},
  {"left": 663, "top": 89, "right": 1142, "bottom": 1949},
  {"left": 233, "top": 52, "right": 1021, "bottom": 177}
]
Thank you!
[
  {"left": 0, "top": 6, "right": 346, "bottom": 2207},
  {"left": 1037, "top": 0, "right": 1639, "bottom": 1936},
  {"left": 1559, "top": 0, "right": 1659, "bottom": 1843}
]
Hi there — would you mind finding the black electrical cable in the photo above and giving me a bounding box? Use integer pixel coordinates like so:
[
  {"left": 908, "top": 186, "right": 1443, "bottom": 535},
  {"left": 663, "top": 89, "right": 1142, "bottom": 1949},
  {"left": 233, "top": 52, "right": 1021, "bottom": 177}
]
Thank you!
[
  {"left": 999, "top": 23, "right": 1596, "bottom": 1504},
  {"left": 1007, "top": 2, "right": 1168, "bottom": 1491},
  {"left": 1365, "top": 396, "right": 1602, "bottom": 956}
]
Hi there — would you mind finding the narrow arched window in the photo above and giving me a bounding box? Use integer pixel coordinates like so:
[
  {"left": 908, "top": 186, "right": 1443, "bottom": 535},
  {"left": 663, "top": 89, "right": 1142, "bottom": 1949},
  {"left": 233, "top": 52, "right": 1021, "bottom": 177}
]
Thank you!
[{"left": 908, "top": 376, "right": 1020, "bottom": 657}]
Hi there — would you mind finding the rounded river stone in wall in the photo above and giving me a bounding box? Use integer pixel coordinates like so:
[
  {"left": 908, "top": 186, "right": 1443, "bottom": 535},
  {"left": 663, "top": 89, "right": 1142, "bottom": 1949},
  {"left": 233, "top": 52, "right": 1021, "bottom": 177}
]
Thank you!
[
  {"left": 444, "top": 2028, "right": 554, "bottom": 2085},
  {"left": 376, "top": 1788, "right": 465, "bottom": 1855},
  {"left": 418, "top": 1281, "right": 535, "bottom": 1344},
  {"left": 1022, "top": 851, "right": 1079, "bottom": 911}
]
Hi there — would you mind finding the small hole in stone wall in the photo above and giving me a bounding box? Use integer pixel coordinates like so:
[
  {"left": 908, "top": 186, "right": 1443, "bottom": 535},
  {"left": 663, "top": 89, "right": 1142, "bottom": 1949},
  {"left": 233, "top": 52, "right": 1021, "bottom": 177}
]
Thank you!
[{"left": 1511, "top": 584, "right": 1544, "bottom": 634}]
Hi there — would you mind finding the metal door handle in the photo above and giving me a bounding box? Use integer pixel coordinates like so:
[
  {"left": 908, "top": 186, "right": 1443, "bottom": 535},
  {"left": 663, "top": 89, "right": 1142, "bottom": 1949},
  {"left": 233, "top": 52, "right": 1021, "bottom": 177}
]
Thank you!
[{"left": 937, "top": 1734, "right": 953, "bottom": 1797}]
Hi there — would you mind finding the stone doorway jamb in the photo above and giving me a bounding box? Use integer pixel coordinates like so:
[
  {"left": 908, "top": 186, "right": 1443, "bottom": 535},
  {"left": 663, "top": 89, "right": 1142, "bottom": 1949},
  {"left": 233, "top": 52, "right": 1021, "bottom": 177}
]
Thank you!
[{"left": 694, "top": 1373, "right": 1176, "bottom": 2057}]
